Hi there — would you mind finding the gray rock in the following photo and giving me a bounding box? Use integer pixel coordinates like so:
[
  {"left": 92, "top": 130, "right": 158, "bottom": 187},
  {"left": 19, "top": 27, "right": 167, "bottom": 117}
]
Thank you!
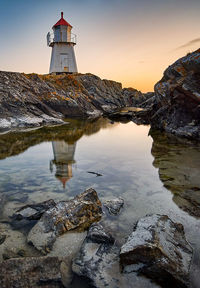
[
  {"left": 103, "top": 197, "right": 124, "bottom": 215},
  {"left": 27, "top": 188, "right": 102, "bottom": 254},
  {"left": 150, "top": 49, "right": 200, "bottom": 140},
  {"left": 120, "top": 214, "right": 193, "bottom": 288},
  {"left": 0, "top": 256, "right": 63, "bottom": 288},
  {"left": 13, "top": 199, "right": 56, "bottom": 220},
  {"left": 0, "top": 71, "right": 152, "bottom": 131},
  {"left": 72, "top": 223, "right": 158, "bottom": 288}
]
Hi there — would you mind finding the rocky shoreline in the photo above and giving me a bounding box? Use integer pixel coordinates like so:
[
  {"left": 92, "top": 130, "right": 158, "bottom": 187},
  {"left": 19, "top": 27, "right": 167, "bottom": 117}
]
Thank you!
[
  {"left": 0, "top": 71, "right": 150, "bottom": 131},
  {"left": 0, "top": 189, "right": 193, "bottom": 288}
]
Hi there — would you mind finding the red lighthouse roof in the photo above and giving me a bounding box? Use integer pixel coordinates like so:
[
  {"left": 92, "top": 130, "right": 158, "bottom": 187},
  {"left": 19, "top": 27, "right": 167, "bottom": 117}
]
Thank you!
[{"left": 53, "top": 12, "right": 72, "bottom": 28}]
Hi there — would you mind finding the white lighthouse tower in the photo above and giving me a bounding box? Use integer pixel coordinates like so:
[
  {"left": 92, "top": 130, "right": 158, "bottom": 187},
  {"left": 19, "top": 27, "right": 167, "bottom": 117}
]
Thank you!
[{"left": 47, "top": 12, "right": 78, "bottom": 73}]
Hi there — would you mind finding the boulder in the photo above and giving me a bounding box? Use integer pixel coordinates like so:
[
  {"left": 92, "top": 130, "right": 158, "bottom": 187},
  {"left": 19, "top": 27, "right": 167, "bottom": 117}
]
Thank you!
[
  {"left": 27, "top": 188, "right": 102, "bottom": 254},
  {"left": 103, "top": 197, "right": 124, "bottom": 215},
  {"left": 120, "top": 214, "right": 193, "bottom": 288}
]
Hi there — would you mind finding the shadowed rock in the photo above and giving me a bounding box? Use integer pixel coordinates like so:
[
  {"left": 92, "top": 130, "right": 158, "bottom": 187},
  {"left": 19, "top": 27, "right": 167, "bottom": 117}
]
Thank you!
[
  {"left": 150, "top": 48, "right": 200, "bottom": 140},
  {"left": 27, "top": 188, "right": 102, "bottom": 254},
  {"left": 120, "top": 214, "right": 193, "bottom": 288}
]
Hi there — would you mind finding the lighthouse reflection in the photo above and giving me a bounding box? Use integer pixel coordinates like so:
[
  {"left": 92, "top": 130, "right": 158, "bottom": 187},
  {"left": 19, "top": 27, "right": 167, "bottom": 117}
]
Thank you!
[{"left": 50, "top": 141, "right": 76, "bottom": 188}]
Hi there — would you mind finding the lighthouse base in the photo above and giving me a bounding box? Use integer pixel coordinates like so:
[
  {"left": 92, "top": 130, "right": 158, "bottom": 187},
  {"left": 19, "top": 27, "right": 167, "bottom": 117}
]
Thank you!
[{"left": 49, "top": 43, "right": 78, "bottom": 74}]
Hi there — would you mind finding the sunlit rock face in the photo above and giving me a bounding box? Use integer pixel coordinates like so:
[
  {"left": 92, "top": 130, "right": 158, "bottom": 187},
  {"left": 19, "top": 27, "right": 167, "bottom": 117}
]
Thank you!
[
  {"left": 151, "top": 130, "right": 200, "bottom": 217},
  {"left": 0, "top": 71, "right": 148, "bottom": 130},
  {"left": 151, "top": 48, "right": 200, "bottom": 140}
]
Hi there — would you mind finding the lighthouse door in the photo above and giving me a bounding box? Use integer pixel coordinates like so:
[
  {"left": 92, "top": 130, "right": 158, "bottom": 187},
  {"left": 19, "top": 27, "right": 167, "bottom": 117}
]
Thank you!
[{"left": 60, "top": 54, "right": 69, "bottom": 72}]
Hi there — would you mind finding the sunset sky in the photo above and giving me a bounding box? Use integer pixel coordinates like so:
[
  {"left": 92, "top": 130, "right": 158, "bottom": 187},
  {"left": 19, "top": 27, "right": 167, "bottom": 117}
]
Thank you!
[{"left": 0, "top": 0, "right": 200, "bottom": 92}]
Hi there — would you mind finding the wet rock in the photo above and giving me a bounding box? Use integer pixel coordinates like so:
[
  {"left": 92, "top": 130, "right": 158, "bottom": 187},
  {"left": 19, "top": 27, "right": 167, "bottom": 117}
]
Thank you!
[
  {"left": 120, "top": 214, "right": 193, "bottom": 288},
  {"left": 0, "top": 223, "right": 39, "bottom": 262},
  {"left": 0, "top": 256, "right": 63, "bottom": 288},
  {"left": 103, "top": 197, "right": 124, "bottom": 215},
  {"left": 27, "top": 188, "right": 102, "bottom": 254},
  {"left": 13, "top": 199, "right": 56, "bottom": 220},
  {"left": 72, "top": 223, "right": 157, "bottom": 288}
]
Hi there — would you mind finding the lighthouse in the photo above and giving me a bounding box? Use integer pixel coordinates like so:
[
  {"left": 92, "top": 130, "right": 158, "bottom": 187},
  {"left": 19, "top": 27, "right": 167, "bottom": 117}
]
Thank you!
[{"left": 47, "top": 12, "right": 78, "bottom": 74}]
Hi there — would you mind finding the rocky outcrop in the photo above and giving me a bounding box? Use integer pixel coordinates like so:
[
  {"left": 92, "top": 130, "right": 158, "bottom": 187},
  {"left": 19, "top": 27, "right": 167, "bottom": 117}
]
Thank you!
[
  {"left": 150, "top": 49, "right": 200, "bottom": 140},
  {"left": 0, "top": 71, "right": 149, "bottom": 130},
  {"left": 27, "top": 188, "right": 102, "bottom": 254},
  {"left": 151, "top": 130, "right": 200, "bottom": 217},
  {"left": 120, "top": 214, "right": 193, "bottom": 288}
]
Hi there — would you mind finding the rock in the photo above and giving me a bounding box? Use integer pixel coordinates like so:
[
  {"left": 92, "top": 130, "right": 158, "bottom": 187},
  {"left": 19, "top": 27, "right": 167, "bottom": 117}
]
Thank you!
[
  {"left": 13, "top": 199, "right": 56, "bottom": 220},
  {"left": 0, "top": 223, "right": 39, "bottom": 262},
  {"left": 72, "top": 223, "right": 157, "bottom": 288},
  {"left": 27, "top": 188, "right": 102, "bottom": 254},
  {"left": 0, "top": 193, "right": 6, "bottom": 216},
  {"left": 151, "top": 130, "right": 200, "bottom": 217},
  {"left": 103, "top": 197, "right": 124, "bottom": 215},
  {"left": 0, "top": 256, "right": 63, "bottom": 288},
  {"left": 120, "top": 214, "right": 193, "bottom": 288},
  {"left": 150, "top": 48, "right": 200, "bottom": 140},
  {"left": 0, "top": 71, "right": 152, "bottom": 131}
]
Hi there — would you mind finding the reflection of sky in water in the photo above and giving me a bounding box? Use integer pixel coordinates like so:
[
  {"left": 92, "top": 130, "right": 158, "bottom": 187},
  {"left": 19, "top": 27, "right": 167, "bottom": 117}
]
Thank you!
[{"left": 0, "top": 120, "right": 200, "bottom": 286}]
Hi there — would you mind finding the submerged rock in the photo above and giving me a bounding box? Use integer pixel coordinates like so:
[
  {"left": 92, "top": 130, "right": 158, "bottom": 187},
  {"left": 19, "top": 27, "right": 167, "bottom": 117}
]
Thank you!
[
  {"left": 27, "top": 188, "right": 102, "bottom": 254},
  {"left": 72, "top": 223, "right": 157, "bottom": 288},
  {"left": 13, "top": 199, "right": 56, "bottom": 220},
  {"left": 103, "top": 197, "right": 124, "bottom": 215},
  {"left": 120, "top": 214, "right": 193, "bottom": 288},
  {"left": 0, "top": 256, "right": 63, "bottom": 288}
]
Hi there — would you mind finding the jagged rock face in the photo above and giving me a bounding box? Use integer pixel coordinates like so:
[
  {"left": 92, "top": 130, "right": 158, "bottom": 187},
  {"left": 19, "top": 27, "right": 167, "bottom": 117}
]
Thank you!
[
  {"left": 150, "top": 130, "right": 200, "bottom": 217},
  {"left": 103, "top": 197, "right": 124, "bottom": 215},
  {"left": 151, "top": 49, "right": 200, "bottom": 140},
  {"left": 0, "top": 72, "right": 148, "bottom": 130},
  {"left": 120, "top": 214, "right": 193, "bottom": 288},
  {"left": 27, "top": 188, "right": 102, "bottom": 254}
]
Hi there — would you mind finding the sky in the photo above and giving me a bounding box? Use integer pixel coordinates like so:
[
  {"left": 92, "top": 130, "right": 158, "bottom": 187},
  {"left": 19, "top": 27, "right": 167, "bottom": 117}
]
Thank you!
[{"left": 0, "top": 0, "right": 200, "bottom": 92}]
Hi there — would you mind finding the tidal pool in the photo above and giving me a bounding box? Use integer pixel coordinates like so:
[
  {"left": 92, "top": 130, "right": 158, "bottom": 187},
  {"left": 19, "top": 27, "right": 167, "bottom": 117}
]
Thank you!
[{"left": 0, "top": 118, "right": 200, "bottom": 287}]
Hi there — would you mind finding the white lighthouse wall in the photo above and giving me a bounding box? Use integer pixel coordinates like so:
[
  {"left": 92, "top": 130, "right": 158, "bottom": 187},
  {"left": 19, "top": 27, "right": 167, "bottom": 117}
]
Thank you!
[
  {"left": 49, "top": 43, "right": 78, "bottom": 73},
  {"left": 53, "top": 26, "right": 71, "bottom": 43}
]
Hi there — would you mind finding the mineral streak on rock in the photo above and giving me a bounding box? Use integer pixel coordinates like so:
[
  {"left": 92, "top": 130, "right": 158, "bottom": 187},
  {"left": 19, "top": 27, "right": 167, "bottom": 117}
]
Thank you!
[
  {"left": 120, "top": 214, "right": 193, "bottom": 288},
  {"left": 27, "top": 188, "right": 102, "bottom": 254}
]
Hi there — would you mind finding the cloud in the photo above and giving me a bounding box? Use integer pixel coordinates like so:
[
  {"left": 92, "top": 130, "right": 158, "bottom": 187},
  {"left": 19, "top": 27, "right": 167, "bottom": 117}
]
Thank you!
[{"left": 175, "top": 38, "right": 200, "bottom": 50}]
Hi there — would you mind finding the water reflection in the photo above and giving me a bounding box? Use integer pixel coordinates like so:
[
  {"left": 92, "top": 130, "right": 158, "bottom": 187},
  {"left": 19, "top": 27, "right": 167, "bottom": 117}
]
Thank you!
[
  {"left": 50, "top": 141, "right": 76, "bottom": 188},
  {"left": 150, "top": 129, "right": 200, "bottom": 218}
]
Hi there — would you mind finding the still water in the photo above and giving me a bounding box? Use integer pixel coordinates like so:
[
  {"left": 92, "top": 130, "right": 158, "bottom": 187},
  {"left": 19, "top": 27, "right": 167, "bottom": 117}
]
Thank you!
[{"left": 0, "top": 118, "right": 200, "bottom": 287}]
